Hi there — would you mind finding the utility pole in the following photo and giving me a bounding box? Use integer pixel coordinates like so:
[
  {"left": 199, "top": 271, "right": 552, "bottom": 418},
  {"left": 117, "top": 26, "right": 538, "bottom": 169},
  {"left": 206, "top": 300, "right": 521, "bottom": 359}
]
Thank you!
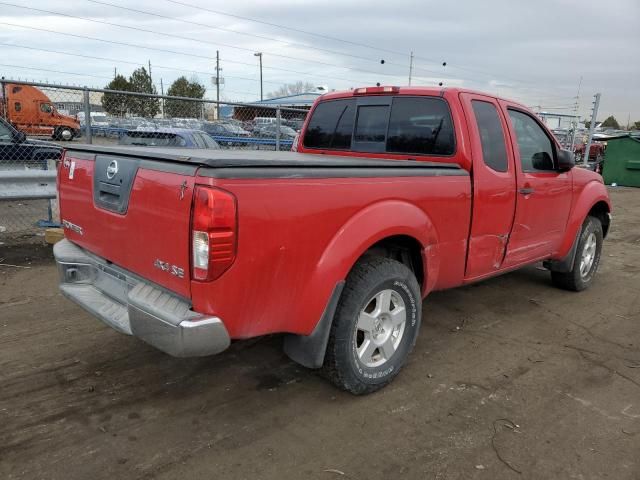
[
  {"left": 160, "top": 77, "right": 164, "bottom": 118},
  {"left": 254, "top": 52, "right": 263, "bottom": 101},
  {"left": 114, "top": 67, "right": 117, "bottom": 78},
  {"left": 216, "top": 50, "right": 220, "bottom": 120},
  {"left": 148, "top": 60, "right": 153, "bottom": 93},
  {"left": 570, "top": 76, "right": 582, "bottom": 152},
  {"left": 408, "top": 51, "right": 414, "bottom": 86},
  {"left": 583, "top": 93, "right": 601, "bottom": 166}
]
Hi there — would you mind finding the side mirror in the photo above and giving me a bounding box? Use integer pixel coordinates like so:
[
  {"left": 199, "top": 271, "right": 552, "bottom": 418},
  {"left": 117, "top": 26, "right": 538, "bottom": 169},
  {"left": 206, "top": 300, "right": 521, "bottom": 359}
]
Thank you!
[
  {"left": 13, "top": 131, "right": 27, "bottom": 143},
  {"left": 557, "top": 149, "right": 575, "bottom": 171},
  {"left": 532, "top": 151, "right": 554, "bottom": 170}
]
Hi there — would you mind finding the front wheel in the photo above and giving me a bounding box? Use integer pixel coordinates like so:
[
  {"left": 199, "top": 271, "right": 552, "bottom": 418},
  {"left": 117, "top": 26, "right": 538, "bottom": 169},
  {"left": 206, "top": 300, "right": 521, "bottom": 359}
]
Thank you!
[
  {"left": 54, "top": 126, "right": 75, "bottom": 141},
  {"left": 551, "top": 216, "right": 603, "bottom": 291},
  {"left": 322, "top": 257, "right": 422, "bottom": 395}
]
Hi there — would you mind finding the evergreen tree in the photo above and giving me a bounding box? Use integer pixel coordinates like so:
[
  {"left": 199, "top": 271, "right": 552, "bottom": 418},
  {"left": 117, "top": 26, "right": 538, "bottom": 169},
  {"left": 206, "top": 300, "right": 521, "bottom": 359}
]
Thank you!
[
  {"left": 128, "top": 67, "right": 159, "bottom": 118},
  {"left": 101, "top": 75, "right": 132, "bottom": 116},
  {"left": 165, "top": 76, "right": 206, "bottom": 118},
  {"left": 601, "top": 115, "right": 620, "bottom": 130}
]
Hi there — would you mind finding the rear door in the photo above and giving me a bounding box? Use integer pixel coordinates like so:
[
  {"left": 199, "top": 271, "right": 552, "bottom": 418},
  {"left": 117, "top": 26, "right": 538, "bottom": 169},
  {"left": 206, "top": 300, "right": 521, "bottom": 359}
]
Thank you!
[
  {"left": 500, "top": 103, "right": 573, "bottom": 266},
  {"left": 59, "top": 151, "right": 196, "bottom": 297},
  {"left": 460, "top": 93, "right": 517, "bottom": 279}
]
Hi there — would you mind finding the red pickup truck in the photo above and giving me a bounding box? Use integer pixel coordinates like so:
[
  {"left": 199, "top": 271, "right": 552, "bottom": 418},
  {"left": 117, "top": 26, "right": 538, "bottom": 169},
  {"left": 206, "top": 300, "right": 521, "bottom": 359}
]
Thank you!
[{"left": 54, "top": 86, "right": 611, "bottom": 394}]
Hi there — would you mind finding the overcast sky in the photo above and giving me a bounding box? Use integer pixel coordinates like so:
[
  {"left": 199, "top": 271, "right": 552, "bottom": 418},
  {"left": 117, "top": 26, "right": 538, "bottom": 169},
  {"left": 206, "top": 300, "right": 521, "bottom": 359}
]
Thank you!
[{"left": 1, "top": 0, "right": 638, "bottom": 122}]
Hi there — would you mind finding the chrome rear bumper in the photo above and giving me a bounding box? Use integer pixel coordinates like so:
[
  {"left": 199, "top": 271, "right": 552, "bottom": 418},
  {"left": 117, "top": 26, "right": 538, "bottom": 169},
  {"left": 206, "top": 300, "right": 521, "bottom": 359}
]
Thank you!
[{"left": 53, "top": 239, "right": 230, "bottom": 357}]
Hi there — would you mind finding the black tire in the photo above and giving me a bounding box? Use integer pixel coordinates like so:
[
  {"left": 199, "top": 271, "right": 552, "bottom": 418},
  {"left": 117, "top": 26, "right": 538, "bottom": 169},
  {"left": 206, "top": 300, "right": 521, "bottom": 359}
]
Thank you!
[
  {"left": 322, "top": 257, "right": 422, "bottom": 395},
  {"left": 551, "top": 216, "right": 603, "bottom": 291}
]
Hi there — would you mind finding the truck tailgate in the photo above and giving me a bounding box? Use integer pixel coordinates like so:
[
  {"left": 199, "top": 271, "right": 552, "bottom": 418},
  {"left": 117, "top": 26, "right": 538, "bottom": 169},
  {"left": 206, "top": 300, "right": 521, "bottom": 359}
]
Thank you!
[{"left": 58, "top": 150, "right": 195, "bottom": 298}]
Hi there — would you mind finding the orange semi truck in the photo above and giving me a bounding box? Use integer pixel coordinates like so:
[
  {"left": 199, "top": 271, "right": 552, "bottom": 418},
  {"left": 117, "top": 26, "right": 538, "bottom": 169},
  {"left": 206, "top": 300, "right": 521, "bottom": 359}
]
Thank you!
[{"left": 0, "top": 83, "right": 80, "bottom": 141}]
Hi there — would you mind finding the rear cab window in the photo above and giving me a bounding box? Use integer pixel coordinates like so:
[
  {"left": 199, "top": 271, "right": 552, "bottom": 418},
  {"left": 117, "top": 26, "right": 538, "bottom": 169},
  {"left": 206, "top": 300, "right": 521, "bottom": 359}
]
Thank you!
[
  {"left": 303, "top": 95, "right": 455, "bottom": 157},
  {"left": 471, "top": 100, "right": 508, "bottom": 172}
]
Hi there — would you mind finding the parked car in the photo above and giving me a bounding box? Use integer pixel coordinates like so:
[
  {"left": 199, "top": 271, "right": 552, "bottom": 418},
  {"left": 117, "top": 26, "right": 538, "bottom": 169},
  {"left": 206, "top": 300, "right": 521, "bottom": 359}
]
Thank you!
[
  {"left": 54, "top": 86, "right": 610, "bottom": 395},
  {"left": 255, "top": 123, "right": 298, "bottom": 139},
  {"left": 202, "top": 122, "right": 251, "bottom": 145},
  {"left": 0, "top": 116, "right": 62, "bottom": 165},
  {"left": 282, "top": 118, "right": 305, "bottom": 131},
  {"left": 0, "top": 83, "right": 80, "bottom": 141},
  {"left": 119, "top": 128, "right": 220, "bottom": 149}
]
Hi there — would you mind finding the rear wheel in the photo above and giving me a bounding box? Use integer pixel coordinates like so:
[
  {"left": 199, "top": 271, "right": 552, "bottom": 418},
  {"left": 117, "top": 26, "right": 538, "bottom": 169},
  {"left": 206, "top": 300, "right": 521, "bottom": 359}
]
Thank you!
[
  {"left": 322, "top": 257, "right": 422, "bottom": 395},
  {"left": 551, "top": 216, "right": 603, "bottom": 291}
]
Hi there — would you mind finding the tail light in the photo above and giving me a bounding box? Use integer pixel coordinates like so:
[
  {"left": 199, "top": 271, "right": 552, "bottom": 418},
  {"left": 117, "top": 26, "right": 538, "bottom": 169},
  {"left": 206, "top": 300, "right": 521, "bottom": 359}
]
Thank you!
[{"left": 191, "top": 186, "right": 237, "bottom": 281}]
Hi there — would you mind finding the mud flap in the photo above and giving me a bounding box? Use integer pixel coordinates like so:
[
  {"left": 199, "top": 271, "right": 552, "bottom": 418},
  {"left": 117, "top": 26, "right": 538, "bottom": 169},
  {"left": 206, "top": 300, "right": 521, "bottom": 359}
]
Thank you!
[{"left": 283, "top": 281, "right": 345, "bottom": 369}]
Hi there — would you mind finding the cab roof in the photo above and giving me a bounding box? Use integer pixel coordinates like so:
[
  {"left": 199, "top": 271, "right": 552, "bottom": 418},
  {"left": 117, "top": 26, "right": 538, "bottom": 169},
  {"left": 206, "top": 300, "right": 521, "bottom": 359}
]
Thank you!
[{"left": 318, "top": 86, "right": 528, "bottom": 110}]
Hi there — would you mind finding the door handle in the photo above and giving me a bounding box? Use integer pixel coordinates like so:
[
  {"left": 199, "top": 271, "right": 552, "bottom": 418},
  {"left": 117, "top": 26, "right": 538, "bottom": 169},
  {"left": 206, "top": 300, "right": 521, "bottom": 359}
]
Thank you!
[{"left": 519, "top": 187, "right": 535, "bottom": 195}]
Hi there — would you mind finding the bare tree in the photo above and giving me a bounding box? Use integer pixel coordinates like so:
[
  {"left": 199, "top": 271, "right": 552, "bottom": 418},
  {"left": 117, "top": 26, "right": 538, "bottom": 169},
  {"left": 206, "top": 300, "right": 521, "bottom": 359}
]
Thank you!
[{"left": 267, "top": 81, "right": 317, "bottom": 99}]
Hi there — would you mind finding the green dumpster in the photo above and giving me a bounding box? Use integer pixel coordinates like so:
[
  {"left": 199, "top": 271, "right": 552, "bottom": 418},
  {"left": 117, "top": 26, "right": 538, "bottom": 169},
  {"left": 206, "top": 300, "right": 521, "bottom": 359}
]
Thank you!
[{"left": 602, "top": 135, "right": 640, "bottom": 187}]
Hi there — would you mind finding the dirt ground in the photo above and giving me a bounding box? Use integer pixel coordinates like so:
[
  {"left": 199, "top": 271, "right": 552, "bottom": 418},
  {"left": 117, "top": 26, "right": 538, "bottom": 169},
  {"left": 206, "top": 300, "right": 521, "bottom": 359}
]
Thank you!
[{"left": 1, "top": 187, "right": 639, "bottom": 480}]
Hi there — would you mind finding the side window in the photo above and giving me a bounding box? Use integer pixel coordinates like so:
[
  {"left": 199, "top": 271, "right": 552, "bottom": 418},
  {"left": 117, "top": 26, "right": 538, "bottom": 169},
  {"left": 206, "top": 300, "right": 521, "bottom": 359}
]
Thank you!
[
  {"left": 386, "top": 97, "right": 455, "bottom": 155},
  {"left": 0, "top": 122, "right": 12, "bottom": 141},
  {"left": 508, "top": 109, "right": 556, "bottom": 172},
  {"left": 303, "top": 99, "right": 354, "bottom": 149},
  {"left": 354, "top": 105, "right": 388, "bottom": 142},
  {"left": 14, "top": 102, "right": 21, "bottom": 112},
  {"left": 40, "top": 103, "right": 53, "bottom": 113},
  {"left": 471, "top": 100, "right": 508, "bottom": 172}
]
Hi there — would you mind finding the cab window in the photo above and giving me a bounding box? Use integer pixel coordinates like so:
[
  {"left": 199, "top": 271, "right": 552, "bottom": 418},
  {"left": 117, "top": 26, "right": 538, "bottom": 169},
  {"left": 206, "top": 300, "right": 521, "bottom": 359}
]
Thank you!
[
  {"left": 40, "top": 103, "right": 53, "bottom": 114},
  {"left": 304, "top": 96, "right": 455, "bottom": 156},
  {"left": 14, "top": 102, "right": 21, "bottom": 112},
  {"left": 508, "top": 109, "right": 556, "bottom": 172},
  {"left": 471, "top": 100, "right": 508, "bottom": 172},
  {"left": 386, "top": 97, "right": 455, "bottom": 155},
  {"left": 355, "top": 105, "right": 388, "bottom": 142},
  {"left": 303, "top": 99, "right": 355, "bottom": 149}
]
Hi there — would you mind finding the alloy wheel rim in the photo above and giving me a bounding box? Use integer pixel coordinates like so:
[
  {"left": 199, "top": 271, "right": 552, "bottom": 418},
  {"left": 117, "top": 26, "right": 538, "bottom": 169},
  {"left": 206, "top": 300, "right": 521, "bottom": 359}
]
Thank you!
[
  {"left": 354, "top": 289, "right": 406, "bottom": 368},
  {"left": 579, "top": 232, "right": 597, "bottom": 278}
]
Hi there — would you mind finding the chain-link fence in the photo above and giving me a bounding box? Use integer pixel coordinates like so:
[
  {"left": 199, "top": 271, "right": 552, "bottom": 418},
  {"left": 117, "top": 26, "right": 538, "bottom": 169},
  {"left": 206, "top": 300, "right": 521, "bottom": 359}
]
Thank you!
[{"left": 1, "top": 79, "right": 309, "bottom": 245}]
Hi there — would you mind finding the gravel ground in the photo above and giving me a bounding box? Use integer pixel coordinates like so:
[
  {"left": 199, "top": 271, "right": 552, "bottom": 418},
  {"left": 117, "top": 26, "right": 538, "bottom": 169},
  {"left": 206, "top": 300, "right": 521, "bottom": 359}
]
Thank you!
[{"left": 0, "top": 187, "right": 639, "bottom": 480}]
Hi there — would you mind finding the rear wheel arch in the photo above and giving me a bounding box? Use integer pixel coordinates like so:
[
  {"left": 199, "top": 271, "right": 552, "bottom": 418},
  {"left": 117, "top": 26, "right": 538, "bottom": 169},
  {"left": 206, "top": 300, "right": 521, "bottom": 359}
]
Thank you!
[
  {"left": 284, "top": 202, "right": 436, "bottom": 370},
  {"left": 359, "top": 234, "right": 425, "bottom": 290}
]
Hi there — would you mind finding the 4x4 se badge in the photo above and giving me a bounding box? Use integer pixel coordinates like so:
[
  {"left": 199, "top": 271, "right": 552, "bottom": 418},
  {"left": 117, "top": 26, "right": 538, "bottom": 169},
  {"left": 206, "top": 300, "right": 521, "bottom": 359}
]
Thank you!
[{"left": 153, "top": 259, "right": 185, "bottom": 278}]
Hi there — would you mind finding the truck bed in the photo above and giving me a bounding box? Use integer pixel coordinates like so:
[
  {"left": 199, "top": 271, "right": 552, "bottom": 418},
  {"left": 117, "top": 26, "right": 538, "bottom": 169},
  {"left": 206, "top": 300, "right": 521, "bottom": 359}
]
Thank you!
[{"left": 59, "top": 145, "right": 472, "bottom": 340}]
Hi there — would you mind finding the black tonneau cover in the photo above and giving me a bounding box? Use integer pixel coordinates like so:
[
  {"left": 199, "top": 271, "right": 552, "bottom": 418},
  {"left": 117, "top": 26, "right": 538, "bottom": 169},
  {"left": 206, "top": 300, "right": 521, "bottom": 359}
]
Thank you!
[
  {"left": 66, "top": 145, "right": 462, "bottom": 169},
  {"left": 65, "top": 145, "right": 468, "bottom": 179}
]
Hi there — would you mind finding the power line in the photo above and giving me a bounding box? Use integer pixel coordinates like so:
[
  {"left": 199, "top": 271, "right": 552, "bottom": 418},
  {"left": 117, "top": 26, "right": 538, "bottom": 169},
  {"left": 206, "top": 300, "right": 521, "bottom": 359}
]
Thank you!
[
  {"left": 159, "top": 0, "right": 570, "bottom": 92},
  {"left": 162, "top": 0, "right": 414, "bottom": 59},
  {"left": 0, "top": 69, "right": 259, "bottom": 100},
  {"left": 0, "top": 22, "right": 427, "bottom": 87},
  {"left": 0, "top": 2, "right": 442, "bottom": 82},
  {"left": 0, "top": 42, "right": 283, "bottom": 86},
  {"left": 84, "top": 0, "right": 435, "bottom": 75},
  {"left": 1, "top": 3, "right": 575, "bottom": 99},
  {"left": 0, "top": 63, "right": 113, "bottom": 80}
]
